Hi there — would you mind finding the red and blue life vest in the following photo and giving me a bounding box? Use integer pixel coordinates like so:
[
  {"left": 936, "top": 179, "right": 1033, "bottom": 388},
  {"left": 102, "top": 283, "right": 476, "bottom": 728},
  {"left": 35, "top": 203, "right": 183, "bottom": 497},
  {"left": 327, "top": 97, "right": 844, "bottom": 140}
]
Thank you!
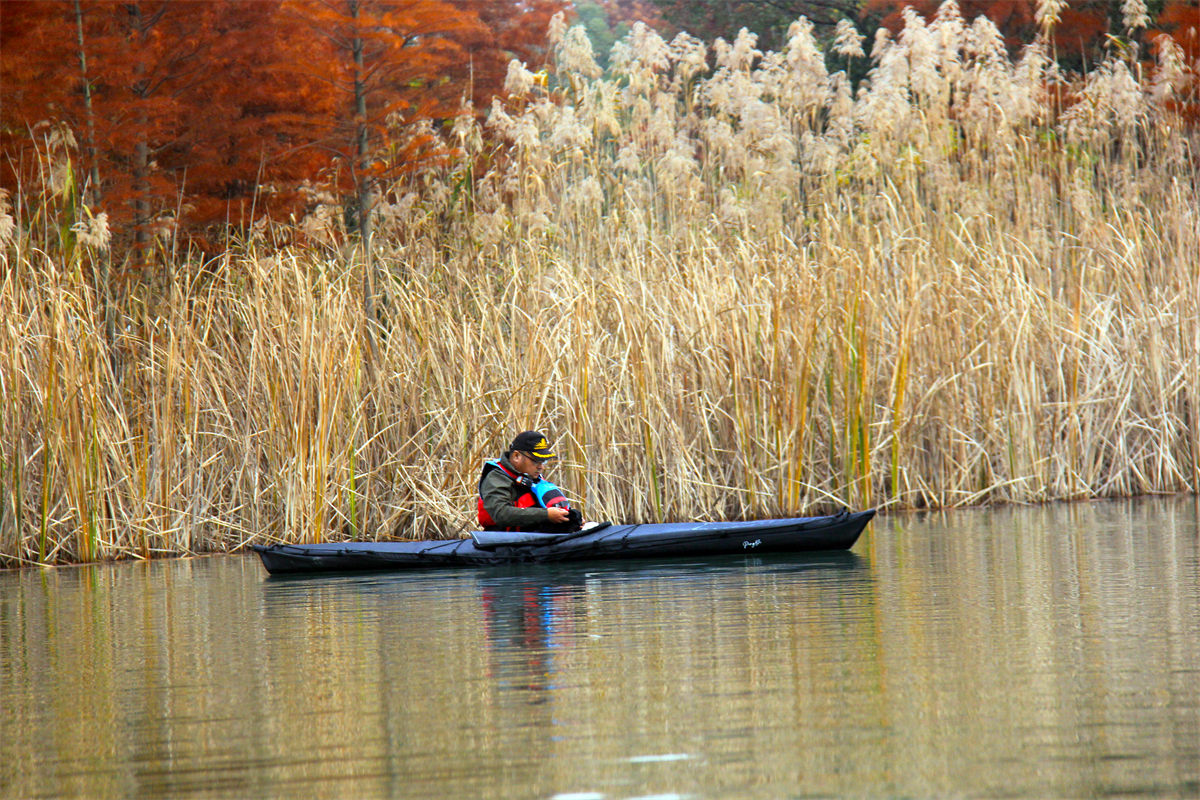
[{"left": 477, "top": 459, "right": 571, "bottom": 530}]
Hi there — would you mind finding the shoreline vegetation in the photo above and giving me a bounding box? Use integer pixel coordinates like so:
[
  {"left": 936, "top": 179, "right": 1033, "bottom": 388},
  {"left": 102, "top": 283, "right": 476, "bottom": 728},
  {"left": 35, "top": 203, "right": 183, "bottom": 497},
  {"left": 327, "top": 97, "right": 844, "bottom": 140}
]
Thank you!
[{"left": 2, "top": 6, "right": 1198, "bottom": 566}]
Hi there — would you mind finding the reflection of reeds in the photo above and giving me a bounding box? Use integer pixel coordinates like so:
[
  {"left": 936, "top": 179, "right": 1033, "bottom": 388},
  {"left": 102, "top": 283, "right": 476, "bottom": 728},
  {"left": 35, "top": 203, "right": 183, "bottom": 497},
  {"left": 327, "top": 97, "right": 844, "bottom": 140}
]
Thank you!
[{"left": 2, "top": 4, "right": 1198, "bottom": 563}]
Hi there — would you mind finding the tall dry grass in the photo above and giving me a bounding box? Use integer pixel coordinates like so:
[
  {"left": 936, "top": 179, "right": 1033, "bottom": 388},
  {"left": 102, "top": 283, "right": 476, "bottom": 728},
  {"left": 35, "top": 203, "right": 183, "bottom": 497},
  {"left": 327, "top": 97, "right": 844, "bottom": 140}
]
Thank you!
[{"left": 1, "top": 2, "right": 1198, "bottom": 564}]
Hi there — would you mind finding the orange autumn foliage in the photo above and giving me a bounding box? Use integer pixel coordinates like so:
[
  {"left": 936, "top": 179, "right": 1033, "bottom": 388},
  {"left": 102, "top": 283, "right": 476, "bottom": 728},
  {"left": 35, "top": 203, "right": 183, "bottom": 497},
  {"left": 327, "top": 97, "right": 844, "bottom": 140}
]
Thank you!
[{"left": 0, "top": 0, "right": 567, "bottom": 265}]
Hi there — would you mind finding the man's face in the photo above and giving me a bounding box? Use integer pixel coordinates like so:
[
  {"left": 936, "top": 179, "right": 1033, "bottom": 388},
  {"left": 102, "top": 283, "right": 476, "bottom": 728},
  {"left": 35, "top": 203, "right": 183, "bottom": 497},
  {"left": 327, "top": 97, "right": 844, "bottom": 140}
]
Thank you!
[{"left": 512, "top": 450, "right": 547, "bottom": 479}]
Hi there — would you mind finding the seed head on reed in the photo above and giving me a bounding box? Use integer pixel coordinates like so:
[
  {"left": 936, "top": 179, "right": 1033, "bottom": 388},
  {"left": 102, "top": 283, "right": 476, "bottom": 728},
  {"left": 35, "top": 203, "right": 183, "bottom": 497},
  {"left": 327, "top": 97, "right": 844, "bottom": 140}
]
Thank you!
[
  {"left": 857, "top": 36, "right": 913, "bottom": 141},
  {"left": 580, "top": 78, "right": 621, "bottom": 138},
  {"left": 610, "top": 22, "right": 671, "bottom": 98},
  {"left": 800, "top": 129, "right": 840, "bottom": 175},
  {"left": 451, "top": 107, "right": 482, "bottom": 156},
  {"left": 713, "top": 28, "right": 761, "bottom": 73},
  {"left": 299, "top": 200, "right": 339, "bottom": 243},
  {"left": 825, "top": 72, "right": 856, "bottom": 144},
  {"left": 716, "top": 185, "right": 748, "bottom": 227},
  {"left": 1035, "top": 0, "right": 1067, "bottom": 37},
  {"left": 785, "top": 17, "right": 821, "bottom": 68},
  {"left": 782, "top": 17, "right": 831, "bottom": 116},
  {"left": 833, "top": 20, "right": 866, "bottom": 59},
  {"left": 564, "top": 175, "right": 604, "bottom": 217},
  {"left": 965, "top": 16, "right": 1007, "bottom": 67},
  {"left": 648, "top": 103, "right": 677, "bottom": 151},
  {"left": 556, "top": 25, "right": 601, "bottom": 80},
  {"left": 48, "top": 161, "right": 74, "bottom": 197},
  {"left": 901, "top": 7, "right": 942, "bottom": 103},
  {"left": 668, "top": 32, "right": 708, "bottom": 83},
  {"left": 1012, "top": 42, "right": 1052, "bottom": 124},
  {"left": 1061, "top": 58, "right": 1145, "bottom": 146},
  {"left": 372, "top": 192, "right": 418, "bottom": 234},
  {"left": 487, "top": 97, "right": 542, "bottom": 153},
  {"left": 547, "top": 10, "right": 567, "bottom": 49},
  {"left": 505, "top": 59, "right": 536, "bottom": 96},
  {"left": 614, "top": 141, "right": 642, "bottom": 173},
  {"left": 1151, "top": 35, "right": 1189, "bottom": 104},
  {"left": 658, "top": 134, "right": 701, "bottom": 194},
  {"left": 932, "top": 0, "right": 964, "bottom": 39},
  {"left": 1121, "top": 0, "right": 1150, "bottom": 32},
  {"left": 871, "top": 27, "right": 891, "bottom": 60},
  {"left": 0, "top": 190, "right": 14, "bottom": 249},
  {"left": 150, "top": 216, "right": 176, "bottom": 242},
  {"left": 42, "top": 122, "right": 77, "bottom": 152},
  {"left": 70, "top": 211, "right": 110, "bottom": 251},
  {"left": 549, "top": 104, "right": 592, "bottom": 157},
  {"left": 487, "top": 96, "right": 516, "bottom": 138},
  {"left": 929, "top": 5, "right": 965, "bottom": 88},
  {"left": 702, "top": 116, "right": 736, "bottom": 168}
]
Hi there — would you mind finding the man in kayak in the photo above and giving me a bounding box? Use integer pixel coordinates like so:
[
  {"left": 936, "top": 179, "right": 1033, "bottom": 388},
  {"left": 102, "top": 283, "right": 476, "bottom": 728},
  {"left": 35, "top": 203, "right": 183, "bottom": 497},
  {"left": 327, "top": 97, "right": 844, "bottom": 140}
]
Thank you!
[{"left": 477, "top": 430, "right": 582, "bottom": 532}]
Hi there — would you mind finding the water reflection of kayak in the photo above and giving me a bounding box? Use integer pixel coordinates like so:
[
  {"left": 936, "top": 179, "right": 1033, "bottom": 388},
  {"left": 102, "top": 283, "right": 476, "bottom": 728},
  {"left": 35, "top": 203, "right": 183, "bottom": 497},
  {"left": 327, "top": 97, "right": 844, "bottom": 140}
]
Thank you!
[{"left": 251, "top": 509, "right": 875, "bottom": 575}]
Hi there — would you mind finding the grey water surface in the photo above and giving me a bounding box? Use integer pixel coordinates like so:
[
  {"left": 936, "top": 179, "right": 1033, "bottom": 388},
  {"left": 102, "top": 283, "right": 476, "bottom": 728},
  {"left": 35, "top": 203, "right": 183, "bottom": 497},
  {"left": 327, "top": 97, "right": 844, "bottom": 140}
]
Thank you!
[{"left": 2, "top": 497, "right": 1198, "bottom": 799}]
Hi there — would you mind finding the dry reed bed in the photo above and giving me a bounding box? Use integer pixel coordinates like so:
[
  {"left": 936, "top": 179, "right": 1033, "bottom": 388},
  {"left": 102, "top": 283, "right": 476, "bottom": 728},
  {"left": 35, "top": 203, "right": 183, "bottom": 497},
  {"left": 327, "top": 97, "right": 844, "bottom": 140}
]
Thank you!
[{"left": 1, "top": 3, "right": 1198, "bottom": 563}]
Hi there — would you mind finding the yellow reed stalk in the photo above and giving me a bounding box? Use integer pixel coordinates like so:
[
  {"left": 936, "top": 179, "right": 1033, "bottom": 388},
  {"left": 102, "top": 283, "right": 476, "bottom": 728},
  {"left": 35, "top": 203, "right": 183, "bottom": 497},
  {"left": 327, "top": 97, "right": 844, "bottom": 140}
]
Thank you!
[
  {"left": 633, "top": 332, "right": 663, "bottom": 522},
  {"left": 787, "top": 316, "right": 817, "bottom": 513}
]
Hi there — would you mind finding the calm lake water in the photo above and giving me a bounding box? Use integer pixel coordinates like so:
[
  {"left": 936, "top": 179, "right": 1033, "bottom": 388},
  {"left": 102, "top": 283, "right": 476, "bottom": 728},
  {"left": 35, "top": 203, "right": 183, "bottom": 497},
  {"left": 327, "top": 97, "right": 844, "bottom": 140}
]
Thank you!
[{"left": 2, "top": 498, "right": 1198, "bottom": 799}]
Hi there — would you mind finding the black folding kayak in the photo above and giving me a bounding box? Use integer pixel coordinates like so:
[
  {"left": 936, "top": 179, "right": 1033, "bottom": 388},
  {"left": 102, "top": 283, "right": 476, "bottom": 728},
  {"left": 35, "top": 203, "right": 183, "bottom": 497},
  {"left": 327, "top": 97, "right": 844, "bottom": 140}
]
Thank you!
[{"left": 251, "top": 509, "right": 875, "bottom": 575}]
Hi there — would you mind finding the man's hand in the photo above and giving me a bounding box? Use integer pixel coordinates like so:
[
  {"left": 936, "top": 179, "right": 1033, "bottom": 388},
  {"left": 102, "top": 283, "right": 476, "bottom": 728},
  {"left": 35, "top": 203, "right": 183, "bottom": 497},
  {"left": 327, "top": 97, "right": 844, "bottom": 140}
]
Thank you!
[{"left": 547, "top": 507, "right": 570, "bottom": 524}]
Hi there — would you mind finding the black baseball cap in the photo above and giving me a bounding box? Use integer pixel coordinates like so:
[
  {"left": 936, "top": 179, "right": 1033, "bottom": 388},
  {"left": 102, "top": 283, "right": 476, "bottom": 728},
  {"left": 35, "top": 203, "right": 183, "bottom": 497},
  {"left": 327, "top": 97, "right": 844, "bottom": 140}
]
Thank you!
[{"left": 509, "top": 431, "right": 556, "bottom": 461}]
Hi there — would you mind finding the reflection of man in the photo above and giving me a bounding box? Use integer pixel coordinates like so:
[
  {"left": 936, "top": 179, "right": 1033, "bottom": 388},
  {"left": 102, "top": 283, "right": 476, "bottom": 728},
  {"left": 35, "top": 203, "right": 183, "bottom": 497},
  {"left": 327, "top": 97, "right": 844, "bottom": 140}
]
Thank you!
[
  {"left": 479, "top": 580, "right": 584, "bottom": 700},
  {"left": 481, "top": 585, "right": 550, "bottom": 653},
  {"left": 476, "top": 430, "right": 581, "bottom": 532}
]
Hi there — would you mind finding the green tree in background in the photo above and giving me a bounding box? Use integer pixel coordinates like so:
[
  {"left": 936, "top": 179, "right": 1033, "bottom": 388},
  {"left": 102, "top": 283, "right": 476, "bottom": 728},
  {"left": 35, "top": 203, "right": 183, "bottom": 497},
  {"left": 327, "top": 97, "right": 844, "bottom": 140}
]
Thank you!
[{"left": 652, "top": 0, "right": 864, "bottom": 52}]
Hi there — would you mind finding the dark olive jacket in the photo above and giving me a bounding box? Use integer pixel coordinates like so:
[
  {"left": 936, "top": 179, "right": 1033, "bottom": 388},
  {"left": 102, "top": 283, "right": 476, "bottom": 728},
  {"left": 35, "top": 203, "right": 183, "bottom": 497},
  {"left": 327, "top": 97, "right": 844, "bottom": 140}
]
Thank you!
[{"left": 479, "top": 455, "right": 554, "bottom": 530}]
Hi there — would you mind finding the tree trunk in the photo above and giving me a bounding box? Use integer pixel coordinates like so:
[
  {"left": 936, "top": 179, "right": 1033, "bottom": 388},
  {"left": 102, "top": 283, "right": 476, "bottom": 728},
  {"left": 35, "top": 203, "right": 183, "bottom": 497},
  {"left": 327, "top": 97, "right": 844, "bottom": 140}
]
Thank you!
[
  {"left": 73, "top": 0, "right": 116, "bottom": 367},
  {"left": 133, "top": 119, "right": 152, "bottom": 283},
  {"left": 351, "top": 1, "right": 380, "bottom": 368},
  {"left": 129, "top": 3, "right": 153, "bottom": 284},
  {"left": 72, "top": 0, "right": 101, "bottom": 203}
]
